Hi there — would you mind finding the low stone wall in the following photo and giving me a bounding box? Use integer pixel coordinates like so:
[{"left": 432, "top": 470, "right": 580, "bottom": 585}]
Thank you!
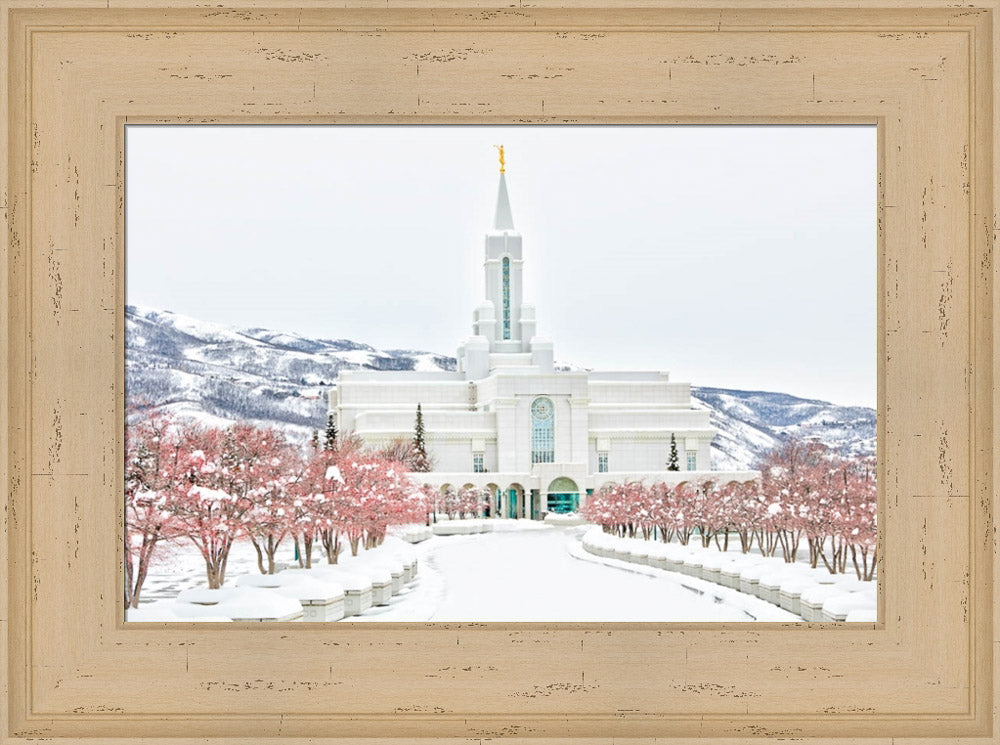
[
  {"left": 135, "top": 541, "right": 421, "bottom": 623},
  {"left": 432, "top": 519, "right": 494, "bottom": 536},
  {"left": 581, "top": 528, "right": 877, "bottom": 622}
]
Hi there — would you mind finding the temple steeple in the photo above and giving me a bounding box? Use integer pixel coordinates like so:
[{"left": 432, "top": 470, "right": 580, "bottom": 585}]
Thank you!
[
  {"left": 457, "top": 149, "right": 553, "bottom": 379},
  {"left": 493, "top": 166, "right": 515, "bottom": 230}
]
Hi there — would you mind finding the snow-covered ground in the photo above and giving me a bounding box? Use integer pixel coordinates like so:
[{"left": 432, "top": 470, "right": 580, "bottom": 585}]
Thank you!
[
  {"left": 136, "top": 523, "right": 798, "bottom": 622},
  {"left": 350, "top": 524, "right": 795, "bottom": 622}
]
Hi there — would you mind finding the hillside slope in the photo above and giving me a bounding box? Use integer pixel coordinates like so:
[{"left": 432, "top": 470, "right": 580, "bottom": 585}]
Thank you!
[{"left": 126, "top": 306, "right": 875, "bottom": 470}]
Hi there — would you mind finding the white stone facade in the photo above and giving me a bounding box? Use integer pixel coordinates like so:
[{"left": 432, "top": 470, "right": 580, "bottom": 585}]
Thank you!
[{"left": 332, "top": 167, "right": 756, "bottom": 518}]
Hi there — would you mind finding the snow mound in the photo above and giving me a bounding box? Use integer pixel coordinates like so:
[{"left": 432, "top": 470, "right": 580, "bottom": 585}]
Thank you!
[
  {"left": 175, "top": 586, "right": 303, "bottom": 620},
  {"left": 127, "top": 601, "right": 232, "bottom": 622},
  {"left": 235, "top": 571, "right": 345, "bottom": 603},
  {"left": 543, "top": 513, "right": 587, "bottom": 526}
]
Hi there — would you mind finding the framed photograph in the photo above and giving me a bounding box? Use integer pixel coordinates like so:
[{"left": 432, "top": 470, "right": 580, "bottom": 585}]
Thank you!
[
  {"left": 2, "top": 1, "right": 996, "bottom": 742},
  {"left": 122, "top": 124, "right": 877, "bottom": 625}
]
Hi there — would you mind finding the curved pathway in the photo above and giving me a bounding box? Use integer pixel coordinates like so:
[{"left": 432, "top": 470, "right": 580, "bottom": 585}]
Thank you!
[{"left": 349, "top": 525, "right": 797, "bottom": 622}]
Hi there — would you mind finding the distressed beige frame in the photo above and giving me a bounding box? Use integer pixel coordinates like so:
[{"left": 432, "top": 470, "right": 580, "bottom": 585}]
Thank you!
[{"left": 1, "top": 1, "right": 997, "bottom": 742}]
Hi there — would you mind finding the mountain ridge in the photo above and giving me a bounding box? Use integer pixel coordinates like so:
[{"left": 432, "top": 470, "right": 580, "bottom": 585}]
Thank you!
[{"left": 125, "top": 305, "right": 876, "bottom": 471}]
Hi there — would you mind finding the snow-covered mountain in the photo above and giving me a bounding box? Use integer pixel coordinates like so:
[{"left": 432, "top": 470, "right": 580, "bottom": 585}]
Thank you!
[
  {"left": 691, "top": 387, "right": 875, "bottom": 471},
  {"left": 125, "top": 305, "right": 454, "bottom": 435},
  {"left": 125, "top": 306, "right": 875, "bottom": 470}
]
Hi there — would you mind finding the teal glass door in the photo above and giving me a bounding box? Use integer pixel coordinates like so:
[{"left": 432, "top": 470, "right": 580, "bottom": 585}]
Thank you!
[
  {"left": 508, "top": 489, "right": 519, "bottom": 519},
  {"left": 547, "top": 492, "right": 579, "bottom": 514}
]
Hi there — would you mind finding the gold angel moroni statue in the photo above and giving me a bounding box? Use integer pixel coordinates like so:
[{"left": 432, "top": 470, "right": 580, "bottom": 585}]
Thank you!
[{"left": 495, "top": 144, "right": 505, "bottom": 174}]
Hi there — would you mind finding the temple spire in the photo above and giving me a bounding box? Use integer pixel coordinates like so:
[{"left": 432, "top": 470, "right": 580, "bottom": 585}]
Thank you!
[{"left": 493, "top": 147, "right": 514, "bottom": 230}]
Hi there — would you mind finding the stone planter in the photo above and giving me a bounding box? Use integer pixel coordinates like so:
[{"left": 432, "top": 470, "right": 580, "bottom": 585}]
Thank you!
[
  {"left": 699, "top": 553, "right": 728, "bottom": 585},
  {"left": 721, "top": 557, "right": 757, "bottom": 589},
  {"left": 343, "top": 585, "right": 374, "bottom": 616},
  {"left": 433, "top": 520, "right": 484, "bottom": 536},
  {"left": 821, "top": 592, "right": 876, "bottom": 622},
  {"left": 543, "top": 513, "right": 586, "bottom": 526},
  {"left": 237, "top": 572, "right": 345, "bottom": 623},
  {"left": 757, "top": 571, "right": 785, "bottom": 605},
  {"left": 627, "top": 548, "right": 650, "bottom": 566},
  {"left": 375, "top": 560, "right": 405, "bottom": 595},
  {"left": 394, "top": 555, "right": 416, "bottom": 584},
  {"left": 778, "top": 578, "right": 816, "bottom": 616},
  {"left": 290, "top": 568, "right": 373, "bottom": 617},
  {"left": 298, "top": 595, "right": 345, "bottom": 622},
  {"left": 680, "top": 556, "right": 703, "bottom": 578},
  {"left": 401, "top": 526, "right": 432, "bottom": 543},
  {"left": 646, "top": 546, "right": 670, "bottom": 570},
  {"left": 176, "top": 587, "right": 304, "bottom": 622},
  {"left": 661, "top": 545, "right": 688, "bottom": 573},
  {"left": 280, "top": 579, "right": 346, "bottom": 622},
  {"left": 799, "top": 585, "right": 849, "bottom": 622},
  {"left": 738, "top": 562, "right": 769, "bottom": 596},
  {"left": 348, "top": 565, "right": 394, "bottom": 606},
  {"left": 612, "top": 546, "right": 632, "bottom": 562}
]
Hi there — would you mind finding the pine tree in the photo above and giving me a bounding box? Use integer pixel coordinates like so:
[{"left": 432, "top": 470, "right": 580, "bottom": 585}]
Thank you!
[
  {"left": 411, "top": 403, "right": 431, "bottom": 472},
  {"left": 667, "top": 433, "right": 680, "bottom": 471},
  {"left": 323, "top": 412, "right": 338, "bottom": 452}
]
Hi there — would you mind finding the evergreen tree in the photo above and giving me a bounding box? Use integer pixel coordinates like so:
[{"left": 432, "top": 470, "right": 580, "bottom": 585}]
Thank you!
[
  {"left": 323, "top": 412, "right": 338, "bottom": 452},
  {"left": 411, "top": 404, "right": 431, "bottom": 472},
  {"left": 667, "top": 433, "right": 680, "bottom": 471}
]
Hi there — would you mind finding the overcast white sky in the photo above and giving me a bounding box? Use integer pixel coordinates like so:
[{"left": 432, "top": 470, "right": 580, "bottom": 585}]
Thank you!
[{"left": 125, "top": 125, "right": 876, "bottom": 407}]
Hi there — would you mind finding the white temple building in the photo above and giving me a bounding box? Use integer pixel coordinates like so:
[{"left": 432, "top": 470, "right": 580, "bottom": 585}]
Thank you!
[{"left": 331, "top": 152, "right": 755, "bottom": 519}]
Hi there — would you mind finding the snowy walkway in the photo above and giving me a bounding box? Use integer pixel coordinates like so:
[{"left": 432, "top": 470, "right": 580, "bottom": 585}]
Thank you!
[
  {"left": 347, "top": 524, "right": 797, "bottom": 622},
  {"left": 138, "top": 523, "right": 798, "bottom": 622}
]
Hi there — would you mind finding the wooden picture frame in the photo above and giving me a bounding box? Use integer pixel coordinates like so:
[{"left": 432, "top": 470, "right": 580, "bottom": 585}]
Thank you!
[{"left": 1, "top": 1, "right": 996, "bottom": 742}]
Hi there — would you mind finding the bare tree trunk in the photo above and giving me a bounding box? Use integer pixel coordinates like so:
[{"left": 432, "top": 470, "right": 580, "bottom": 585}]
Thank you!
[
  {"left": 776, "top": 531, "right": 789, "bottom": 562},
  {"left": 250, "top": 538, "right": 266, "bottom": 575},
  {"left": 124, "top": 548, "right": 134, "bottom": 610},
  {"left": 130, "top": 537, "right": 155, "bottom": 608},
  {"left": 266, "top": 534, "right": 277, "bottom": 574},
  {"left": 850, "top": 545, "right": 876, "bottom": 581},
  {"left": 303, "top": 533, "right": 314, "bottom": 569},
  {"left": 323, "top": 530, "right": 341, "bottom": 564},
  {"left": 205, "top": 558, "right": 221, "bottom": 589}
]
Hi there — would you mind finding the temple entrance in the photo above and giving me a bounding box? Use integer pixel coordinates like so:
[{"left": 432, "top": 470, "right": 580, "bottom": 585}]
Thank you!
[
  {"left": 507, "top": 483, "right": 525, "bottom": 519},
  {"left": 485, "top": 483, "right": 500, "bottom": 518},
  {"left": 546, "top": 477, "right": 580, "bottom": 514}
]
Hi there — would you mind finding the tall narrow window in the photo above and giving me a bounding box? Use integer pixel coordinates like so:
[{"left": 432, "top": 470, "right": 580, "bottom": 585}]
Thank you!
[
  {"left": 473, "top": 453, "right": 485, "bottom": 473},
  {"left": 598, "top": 452, "right": 609, "bottom": 473},
  {"left": 686, "top": 451, "right": 698, "bottom": 471},
  {"left": 501, "top": 256, "right": 511, "bottom": 340},
  {"left": 531, "top": 397, "right": 555, "bottom": 464}
]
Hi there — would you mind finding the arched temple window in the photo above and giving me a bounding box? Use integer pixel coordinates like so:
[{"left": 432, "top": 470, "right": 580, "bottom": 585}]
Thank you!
[
  {"left": 546, "top": 476, "right": 580, "bottom": 514},
  {"left": 531, "top": 397, "right": 555, "bottom": 464},
  {"left": 501, "top": 256, "right": 511, "bottom": 340}
]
